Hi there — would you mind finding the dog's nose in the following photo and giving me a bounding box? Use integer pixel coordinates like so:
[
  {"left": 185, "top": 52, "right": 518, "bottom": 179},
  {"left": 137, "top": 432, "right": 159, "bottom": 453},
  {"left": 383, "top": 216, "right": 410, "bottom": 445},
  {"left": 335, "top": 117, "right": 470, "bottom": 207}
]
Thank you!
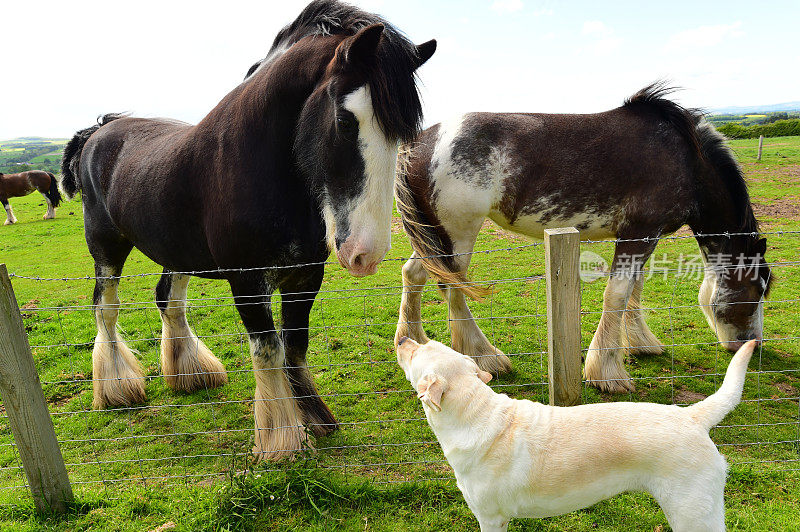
[{"left": 398, "top": 336, "right": 409, "bottom": 345}]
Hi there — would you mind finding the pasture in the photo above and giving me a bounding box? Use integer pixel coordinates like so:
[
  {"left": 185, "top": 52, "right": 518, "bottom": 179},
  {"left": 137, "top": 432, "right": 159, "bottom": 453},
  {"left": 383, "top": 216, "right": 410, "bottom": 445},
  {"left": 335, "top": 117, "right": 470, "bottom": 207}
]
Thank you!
[
  {"left": 0, "top": 136, "right": 799, "bottom": 530},
  {"left": 0, "top": 138, "right": 66, "bottom": 174}
]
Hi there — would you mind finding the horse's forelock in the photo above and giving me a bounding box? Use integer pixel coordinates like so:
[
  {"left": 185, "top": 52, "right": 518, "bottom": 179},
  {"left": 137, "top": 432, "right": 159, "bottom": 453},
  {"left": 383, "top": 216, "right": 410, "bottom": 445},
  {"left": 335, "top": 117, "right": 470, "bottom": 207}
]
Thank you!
[
  {"left": 253, "top": 1, "right": 424, "bottom": 141},
  {"left": 364, "top": 34, "right": 425, "bottom": 142}
]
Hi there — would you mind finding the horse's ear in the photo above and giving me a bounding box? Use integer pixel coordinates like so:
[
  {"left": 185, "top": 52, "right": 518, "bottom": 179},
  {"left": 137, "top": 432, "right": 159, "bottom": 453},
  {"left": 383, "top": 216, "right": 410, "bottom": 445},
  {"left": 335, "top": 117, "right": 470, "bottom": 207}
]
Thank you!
[
  {"left": 337, "top": 23, "right": 384, "bottom": 68},
  {"left": 755, "top": 238, "right": 767, "bottom": 257},
  {"left": 415, "top": 39, "right": 437, "bottom": 68}
]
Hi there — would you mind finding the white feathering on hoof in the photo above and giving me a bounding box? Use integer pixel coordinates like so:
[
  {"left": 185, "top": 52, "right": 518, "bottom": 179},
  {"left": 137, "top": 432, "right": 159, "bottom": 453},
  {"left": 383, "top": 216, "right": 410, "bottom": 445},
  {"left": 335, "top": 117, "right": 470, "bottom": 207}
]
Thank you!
[
  {"left": 250, "top": 338, "right": 308, "bottom": 461},
  {"left": 159, "top": 274, "right": 227, "bottom": 392}
]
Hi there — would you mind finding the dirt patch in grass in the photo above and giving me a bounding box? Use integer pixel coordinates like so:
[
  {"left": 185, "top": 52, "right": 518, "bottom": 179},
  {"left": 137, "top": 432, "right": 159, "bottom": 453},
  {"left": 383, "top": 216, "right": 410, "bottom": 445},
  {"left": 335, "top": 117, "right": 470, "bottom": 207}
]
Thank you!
[
  {"left": 673, "top": 388, "right": 708, "bottom": 404},
  {"left": 753, "top": 196, "right": 800, "bottom": 220},
  {"left": 391, "top": 214, "right": 404, "bottom": 235},
  {"left": 774, "top": 382, "right": 797, "bottom": 397},
  {"left": 746, "top": 163, "right": 800, "bottom": 184}
]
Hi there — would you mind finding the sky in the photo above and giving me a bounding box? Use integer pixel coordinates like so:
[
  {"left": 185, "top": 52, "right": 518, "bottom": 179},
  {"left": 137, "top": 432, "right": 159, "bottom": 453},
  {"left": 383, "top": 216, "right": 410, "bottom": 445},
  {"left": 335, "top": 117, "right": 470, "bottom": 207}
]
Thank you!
[{"left": 2, "top": 0, "right": 799, "bottom": 139}]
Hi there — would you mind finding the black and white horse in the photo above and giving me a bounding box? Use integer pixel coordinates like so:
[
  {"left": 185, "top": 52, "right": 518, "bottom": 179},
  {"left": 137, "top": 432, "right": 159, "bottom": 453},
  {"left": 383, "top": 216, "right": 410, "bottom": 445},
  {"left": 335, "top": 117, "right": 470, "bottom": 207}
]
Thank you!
[
  {"left": 395, "top": 84, "right": 771, "bottom": 393},
  {"left": 60, "top": 0, "right": 435, "bottom": 459}
]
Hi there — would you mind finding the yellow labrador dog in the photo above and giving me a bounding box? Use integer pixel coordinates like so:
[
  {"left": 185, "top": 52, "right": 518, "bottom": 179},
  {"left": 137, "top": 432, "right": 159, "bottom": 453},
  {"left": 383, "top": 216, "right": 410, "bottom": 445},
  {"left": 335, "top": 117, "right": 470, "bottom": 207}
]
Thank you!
[{"left": 396, "top": 337, "right": 756, "bottom": 532}]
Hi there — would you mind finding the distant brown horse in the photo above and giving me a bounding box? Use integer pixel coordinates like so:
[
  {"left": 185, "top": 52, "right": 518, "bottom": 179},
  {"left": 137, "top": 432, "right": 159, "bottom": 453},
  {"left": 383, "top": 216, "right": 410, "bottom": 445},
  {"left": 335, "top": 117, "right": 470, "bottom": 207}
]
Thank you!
[{"left": 0, "top": 170, "right": 62, "bottom": 224}]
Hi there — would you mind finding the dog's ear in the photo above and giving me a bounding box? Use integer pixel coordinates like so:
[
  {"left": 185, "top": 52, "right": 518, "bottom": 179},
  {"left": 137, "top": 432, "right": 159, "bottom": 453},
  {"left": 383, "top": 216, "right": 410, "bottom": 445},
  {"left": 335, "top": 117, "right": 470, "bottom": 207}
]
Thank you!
[
  {"left": 416, "top": 373, "right": 447, "bottom": 412},
  {"left": 477, "top": 370, "right": 493, "bottom": 384}
]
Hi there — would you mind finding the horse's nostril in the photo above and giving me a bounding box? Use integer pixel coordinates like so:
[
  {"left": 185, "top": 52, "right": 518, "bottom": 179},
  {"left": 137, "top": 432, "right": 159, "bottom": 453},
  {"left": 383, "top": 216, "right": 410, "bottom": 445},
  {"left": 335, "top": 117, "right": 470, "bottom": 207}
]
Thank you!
[{"left": 353, "top": 253, "right": 366, "bottom": 268}]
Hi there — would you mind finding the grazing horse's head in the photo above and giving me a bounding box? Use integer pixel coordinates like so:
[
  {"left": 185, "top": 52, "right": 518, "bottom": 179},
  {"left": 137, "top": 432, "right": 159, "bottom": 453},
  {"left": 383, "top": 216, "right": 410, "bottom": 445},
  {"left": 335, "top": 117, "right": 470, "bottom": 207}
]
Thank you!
[
  {"left": 699, "top": 236, "right": 771, "bottom": 351},
  {"left": 282, "top": 19, "right": 434, "bottom": 276}
]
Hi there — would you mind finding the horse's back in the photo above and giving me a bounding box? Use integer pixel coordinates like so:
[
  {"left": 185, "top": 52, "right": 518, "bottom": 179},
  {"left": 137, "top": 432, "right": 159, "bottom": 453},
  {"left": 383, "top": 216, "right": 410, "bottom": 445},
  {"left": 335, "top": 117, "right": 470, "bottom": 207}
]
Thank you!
[
  {"left": 79, "top": 117, "right": 218, "bottom": 269},
  {"left": 0, "top": 170, "right": 43, "bottom": 198},
  {"left": 411, "top": 109, "right": 696, "bottom": 239}
]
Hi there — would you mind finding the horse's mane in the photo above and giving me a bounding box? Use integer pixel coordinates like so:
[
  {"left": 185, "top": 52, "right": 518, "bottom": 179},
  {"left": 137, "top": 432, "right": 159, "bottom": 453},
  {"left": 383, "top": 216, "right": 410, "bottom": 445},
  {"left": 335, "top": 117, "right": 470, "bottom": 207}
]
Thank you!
[
  {"left": 624, "top": 82, "right": 770, "bottom": 293},
  {"left": 624, "top": 82, "right": 759, "bottom": 233},
  {"left": 246, "top": 0, "right": 426, "bottom": 141},
  {"left": 623, "top": 82, "right": 704, "bottom": 155}
]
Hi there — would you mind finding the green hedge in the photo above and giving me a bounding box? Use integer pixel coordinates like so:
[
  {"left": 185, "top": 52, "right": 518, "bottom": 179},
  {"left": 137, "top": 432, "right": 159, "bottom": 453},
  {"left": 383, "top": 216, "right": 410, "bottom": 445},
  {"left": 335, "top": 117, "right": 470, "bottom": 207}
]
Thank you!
[{"left": 716, "top": 119, "right": 800, "bottom": 139}]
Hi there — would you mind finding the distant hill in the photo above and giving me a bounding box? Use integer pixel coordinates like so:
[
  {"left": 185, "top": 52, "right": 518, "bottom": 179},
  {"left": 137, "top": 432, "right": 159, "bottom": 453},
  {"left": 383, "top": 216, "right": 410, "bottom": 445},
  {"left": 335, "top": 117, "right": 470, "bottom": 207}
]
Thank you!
[
  {"left": 711, "top": 101, "right": 800, "bottom": 115},
  {"left": 0, "top": 137, "right": 66, "bottom": 174}
]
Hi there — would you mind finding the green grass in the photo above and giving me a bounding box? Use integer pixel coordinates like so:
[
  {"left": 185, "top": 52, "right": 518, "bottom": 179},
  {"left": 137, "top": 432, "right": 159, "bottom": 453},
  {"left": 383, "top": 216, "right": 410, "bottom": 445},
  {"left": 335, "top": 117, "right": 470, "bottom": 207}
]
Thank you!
[
  {"left": 0, "top": 136, "right": 799, "bottom": 530},
  {"left": 0, "top": 138, "right": 66, "bottom": 173}
]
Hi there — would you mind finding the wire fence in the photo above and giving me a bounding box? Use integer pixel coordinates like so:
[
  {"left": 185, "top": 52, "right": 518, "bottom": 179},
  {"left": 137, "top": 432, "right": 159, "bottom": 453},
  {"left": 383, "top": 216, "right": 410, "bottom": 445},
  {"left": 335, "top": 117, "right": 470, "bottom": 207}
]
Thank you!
[{"left": 0, "top": 229, "right": 798, "bottom": 504}]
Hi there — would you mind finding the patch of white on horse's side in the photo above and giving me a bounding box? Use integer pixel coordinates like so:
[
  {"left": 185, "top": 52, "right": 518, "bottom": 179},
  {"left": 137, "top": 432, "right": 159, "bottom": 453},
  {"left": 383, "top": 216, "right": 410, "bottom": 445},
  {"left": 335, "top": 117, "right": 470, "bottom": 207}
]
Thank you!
[
  {"left": 494, "top": 195, "right": 615, "bottom": 240},
  {"left": 339, "top": 85, "right": 398, "bottom": 262},
  {"left": 429, "top": 115, "right": 504, "bottom": 236}
]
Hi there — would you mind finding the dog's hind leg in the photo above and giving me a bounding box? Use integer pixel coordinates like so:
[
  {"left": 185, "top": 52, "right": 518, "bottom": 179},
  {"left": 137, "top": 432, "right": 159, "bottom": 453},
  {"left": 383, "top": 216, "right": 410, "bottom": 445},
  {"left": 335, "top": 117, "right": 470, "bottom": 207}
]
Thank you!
[
  {"left": 621, "top": 276, "right": 665, "bottom": 356},
  {"left": 395, "top": 252, "right": 431, "bottom": 346},
  {"left": 156, "top": 271, "right": 227, "bottom": 393},
  {"left": 649, "top": 456, "right": 726, "bottom": 532}
]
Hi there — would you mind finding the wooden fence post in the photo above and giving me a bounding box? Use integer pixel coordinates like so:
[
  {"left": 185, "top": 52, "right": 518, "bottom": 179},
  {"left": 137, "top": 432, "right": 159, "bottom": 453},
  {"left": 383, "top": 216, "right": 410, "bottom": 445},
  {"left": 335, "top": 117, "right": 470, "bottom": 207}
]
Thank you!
[
  {"left": 544, "top": 228, "right": 582, "bottom": 407},
  {"left": 0, "top": 264, "right": 73, "bottom": 513},
  {"left": 757, "top": 135, "right": 764, "bottom": 161}
]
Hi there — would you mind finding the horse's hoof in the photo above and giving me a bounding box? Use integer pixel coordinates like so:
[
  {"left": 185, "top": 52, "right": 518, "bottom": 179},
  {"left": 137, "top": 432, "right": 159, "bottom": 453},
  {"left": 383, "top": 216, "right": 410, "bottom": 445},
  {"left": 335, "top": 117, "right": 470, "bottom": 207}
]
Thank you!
[
  {"left": 475, "top": 350, "right": 513, "bottom": 375},
  {"left": 587, "top": 376, "right": 636, "bottom": 394},
  {"left": 4, "top": 220, "right": 14, "bottom": 226}
]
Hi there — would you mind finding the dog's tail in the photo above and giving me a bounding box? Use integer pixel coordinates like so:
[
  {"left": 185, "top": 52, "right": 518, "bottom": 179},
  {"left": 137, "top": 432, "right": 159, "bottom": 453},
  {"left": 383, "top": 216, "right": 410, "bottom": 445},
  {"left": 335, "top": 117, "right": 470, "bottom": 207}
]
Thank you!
[{"left": 686, "top": 340, "right": 756, "bottom": 431}]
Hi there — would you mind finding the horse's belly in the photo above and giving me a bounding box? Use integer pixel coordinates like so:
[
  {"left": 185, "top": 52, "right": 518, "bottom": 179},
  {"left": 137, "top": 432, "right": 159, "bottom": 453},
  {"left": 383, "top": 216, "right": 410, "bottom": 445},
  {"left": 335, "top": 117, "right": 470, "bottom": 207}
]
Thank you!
[{"left": 490, "top": 209, "right": 616, "bottom": 240}]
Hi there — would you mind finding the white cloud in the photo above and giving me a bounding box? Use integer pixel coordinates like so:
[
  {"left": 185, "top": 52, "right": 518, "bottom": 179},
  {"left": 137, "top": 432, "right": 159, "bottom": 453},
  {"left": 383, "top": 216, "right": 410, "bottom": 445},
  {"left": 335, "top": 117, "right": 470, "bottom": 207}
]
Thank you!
[
  {"left": 582, "top": 20, "right": 612, "bottom": 38},
  {"left": 491, "top": 0, "right": 524, "bottom": 14},
  {"left": 580, "top": 21, "right": 622, "bottom": 56},
  {"left": 664, "top": 22, "right": 744, "bottom": 53}
]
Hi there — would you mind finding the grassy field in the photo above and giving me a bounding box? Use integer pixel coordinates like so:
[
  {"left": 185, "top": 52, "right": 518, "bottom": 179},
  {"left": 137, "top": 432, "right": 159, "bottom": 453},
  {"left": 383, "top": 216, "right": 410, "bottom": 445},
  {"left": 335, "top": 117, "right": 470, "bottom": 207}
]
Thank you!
[
  {"left": 0, "top": 138, "right": 66, "bottom": 173},
  {"left": 0, "top": 136, "right": 798, "bottom": 531}
]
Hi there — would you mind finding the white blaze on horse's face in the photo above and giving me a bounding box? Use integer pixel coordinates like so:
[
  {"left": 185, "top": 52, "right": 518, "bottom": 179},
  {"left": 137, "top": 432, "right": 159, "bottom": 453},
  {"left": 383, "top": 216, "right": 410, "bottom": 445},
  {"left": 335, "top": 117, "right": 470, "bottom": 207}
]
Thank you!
[
  {"left": 699, "top": 268, "right": 764, "bottom": 351},
  {"left": 331, "top": 85, "right": 397, "bottom": 277}
]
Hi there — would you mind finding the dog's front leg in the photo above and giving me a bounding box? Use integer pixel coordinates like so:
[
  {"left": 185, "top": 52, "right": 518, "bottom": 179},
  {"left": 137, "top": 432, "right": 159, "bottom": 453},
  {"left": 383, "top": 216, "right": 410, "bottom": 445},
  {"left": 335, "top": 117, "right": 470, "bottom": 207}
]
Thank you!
[{"left": 475, "top": 515, "right": 509, "bottom": 532}]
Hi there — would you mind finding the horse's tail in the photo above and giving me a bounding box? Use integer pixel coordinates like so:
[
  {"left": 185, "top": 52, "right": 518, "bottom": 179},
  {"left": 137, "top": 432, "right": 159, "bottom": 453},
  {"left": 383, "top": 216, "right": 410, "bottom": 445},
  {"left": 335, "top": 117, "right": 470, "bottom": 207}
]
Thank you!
[
  {"left": 394, "top": 143, "right": 490, "bottom": 300},
  {"left": 60, "top": 113, "right": 126, "bottom": 199},
  {"left": 44, "top": 172, "right": 62, "bottom": 208}
]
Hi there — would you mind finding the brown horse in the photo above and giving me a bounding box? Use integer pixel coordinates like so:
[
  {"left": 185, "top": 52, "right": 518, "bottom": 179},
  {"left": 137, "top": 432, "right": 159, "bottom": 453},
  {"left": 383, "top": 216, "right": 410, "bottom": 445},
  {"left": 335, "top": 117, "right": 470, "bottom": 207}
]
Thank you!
[
  {"left": 61, "top": 0, "right": 435, "bottom": 459},
  {"left": 395, "top": 84, "right": 771, "bottom": 394},
  {"left": 0, "top": 170, "right": 62, "bottom": 224}
]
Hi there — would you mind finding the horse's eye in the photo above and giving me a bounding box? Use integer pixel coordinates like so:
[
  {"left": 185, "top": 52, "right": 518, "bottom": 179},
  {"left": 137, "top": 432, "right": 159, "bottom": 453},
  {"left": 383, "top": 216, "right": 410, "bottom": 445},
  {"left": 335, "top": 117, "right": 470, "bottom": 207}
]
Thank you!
[{"left": 337, "top": 115, "right": 357, "bottom": 137}]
